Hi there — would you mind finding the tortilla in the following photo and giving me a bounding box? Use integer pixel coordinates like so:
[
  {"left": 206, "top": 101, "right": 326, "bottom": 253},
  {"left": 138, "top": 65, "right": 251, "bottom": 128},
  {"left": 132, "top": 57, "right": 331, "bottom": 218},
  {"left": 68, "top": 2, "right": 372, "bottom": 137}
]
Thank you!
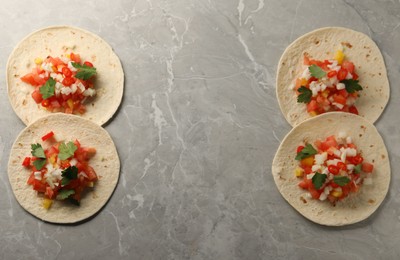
[
  {"left": 8, "top": 113, "right": 120, "bottom": 224},
  {"left": 276, "top": 27, "right": 389, "bottom": 126},
  {"left": 7, "top": 25, "right": 124, "bottom": 126},
  {"left": 272, "top": 112, "right": 390, "bottom": 226}
]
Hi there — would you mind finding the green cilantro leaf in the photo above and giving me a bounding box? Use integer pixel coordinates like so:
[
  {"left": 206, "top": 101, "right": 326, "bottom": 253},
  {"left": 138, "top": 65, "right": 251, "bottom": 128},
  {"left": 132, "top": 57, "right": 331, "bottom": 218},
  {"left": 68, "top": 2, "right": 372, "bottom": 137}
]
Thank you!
[
  {"left": 340, "top": 79, "right": 363, "bottom": 93},
  {"left": 31, "top": 143, "right": 46, "bottom": 158},
  {"left": 354, "top": 164, "right": 362, "bottom": 174},
  {"left": 71, "top": 62, "right": 97, "bottom": 80},
  {"left": 56, "top": 189, "right": 75, "bottom": 200},
  {"left": 61, "top": 166, "right": 78, "bottom": 186},
  {"left": 309, "top": 64, "right": 326, "bottom": 78},
  {"left": 295, "top": 143, "right": 318, "bottom": 160},
  {"left": 39, "top": 77, "right": 56, "bottom": 99},
  {"left": 58, "top": 142, "right": 77, "bottom": 160},
  {"left": 33, "top": 159, "right": 46, "bottom": 170},
  {"left": 333, "top": 176, "right": 351, "bottom": 186},
  {"left": 312, "top": 172, "right": 327, "bottom": 190},
  {"left": 297, "top": 86, "right": 312, "bottom": 103}
]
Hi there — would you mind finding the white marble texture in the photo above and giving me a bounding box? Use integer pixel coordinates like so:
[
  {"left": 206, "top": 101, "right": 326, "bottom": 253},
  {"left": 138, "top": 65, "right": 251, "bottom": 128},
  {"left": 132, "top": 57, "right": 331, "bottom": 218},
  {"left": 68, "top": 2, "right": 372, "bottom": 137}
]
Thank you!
[{"left": 1, "top": 0, "right": 400, "bottom": 259}]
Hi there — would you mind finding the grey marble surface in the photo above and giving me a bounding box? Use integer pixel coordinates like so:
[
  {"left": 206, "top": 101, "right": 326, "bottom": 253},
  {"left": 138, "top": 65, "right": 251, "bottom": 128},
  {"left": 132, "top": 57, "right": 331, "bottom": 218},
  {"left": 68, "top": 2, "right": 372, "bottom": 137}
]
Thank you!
[{"left": 1, "top": 0, "right": 400, "bottom": 259}]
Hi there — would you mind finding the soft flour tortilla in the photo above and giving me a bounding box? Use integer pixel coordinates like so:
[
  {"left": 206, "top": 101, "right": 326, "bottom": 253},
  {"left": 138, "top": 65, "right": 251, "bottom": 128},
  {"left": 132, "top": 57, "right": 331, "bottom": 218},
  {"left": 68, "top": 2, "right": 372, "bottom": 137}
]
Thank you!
[
  {"left": 8, "top": 114, "right": 120, "bottom": 224},
  {"left": 276, "top": 27, "right": 389, "bottom": 126},
  {"left": 7, "top": 25, "right": 124, "bottom": 126},
  {"left": 272, "top": 112, "right": 390, "bottom": 226}
]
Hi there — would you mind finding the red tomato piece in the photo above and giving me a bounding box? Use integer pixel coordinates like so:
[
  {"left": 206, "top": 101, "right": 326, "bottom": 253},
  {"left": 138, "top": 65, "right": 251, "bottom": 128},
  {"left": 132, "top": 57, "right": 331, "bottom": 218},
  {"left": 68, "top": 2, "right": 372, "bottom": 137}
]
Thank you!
[
  {"left": 307, "top": 100, "right": 318, "bottom": 113},
  {"left": 327, "top": 70, "right": 337, "bottom": 78},
  {"left": 45, "top": 186, "right": 56, "bottom": 199},
  {"left": 337, "top": 68, "right": 348, "bottom": 81},
  {"left": 333, "top": 94, "right": 347, "bottom": 105},
  {"left": 62, "top": 77, "right": 75, "bottom": 87},
  {"left": 70, "top": 53, "right": 81, "bottom": 63},
  {"left": 85, "top": 166, "right": 98, "bottom": 181},
  {"left": 341, "top": 61, "right": 355, "bottom": 74},
  {"left": 337, "top": 162, "right": 347, "bottom": 171},
  {"left": 328, "top": 165, "right": 339, "bottom": 175},
  {"left": 32, "top": 180, "right": 46, "bottom": 193},
  {"left": 41, "top": 131, "right": 54, "bottom": 141},
  {"left": 348, "top": 106, "right": 359, "bottom": 115},
  {"left": 350, "top": 155, "right": 364, "bottom": 165},
  {"left": 41, "top": 99, "right": 50, "bottom": 107},
  {"left": 308, "top": 186, "right": 321, "bottom": 199},
  {"left": 83, "top": 61, "right": 93, "bottom": 67},
  {"left": 62, "top": 67, "right": 72, "bottom": 77},
  {"left": 31, "top": 90, "right": 43, "bottom": 104},
  {"left": 22, "top": 157, "right": 31, "bottom": 167},
  {"left": 362, "top": 162, "right": 374, "bottom": 173},
  {"left": 27, "top": 172, "right": 35, "bottom": 185},
  {"left": 297, "top": 146, "right": 305, "bottom": 153}
]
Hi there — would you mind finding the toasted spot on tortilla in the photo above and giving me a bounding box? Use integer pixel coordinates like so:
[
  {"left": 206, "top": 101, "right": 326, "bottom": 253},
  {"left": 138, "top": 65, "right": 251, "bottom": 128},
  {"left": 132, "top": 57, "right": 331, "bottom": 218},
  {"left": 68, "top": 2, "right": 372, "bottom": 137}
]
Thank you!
[
  {"left": 381, "top": 154, "right": 386, "bottom": 159},
  {"left": 368, "top": 199, "right": 375, "bottom": 204},
  {"left": 300, "top": 196, "right": 307, "bottom": 204},
  {"left": 341, "top": 42, "right": 352, "bottom": 48},
  {"left": 22, "top": 99, "right": 27, "bottom": 106}
]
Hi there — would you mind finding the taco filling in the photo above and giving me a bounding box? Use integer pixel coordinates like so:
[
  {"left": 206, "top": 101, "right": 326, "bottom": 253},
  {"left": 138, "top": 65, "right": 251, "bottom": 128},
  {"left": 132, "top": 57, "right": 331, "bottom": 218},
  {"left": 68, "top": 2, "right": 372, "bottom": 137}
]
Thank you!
[
  {"left": 22, "top": 131, "right": 98, "bottom": 209},
  {"left": 292, "top": 50, "right": 363, "bottom": 116},
  {"left": 20, "top": 53, "right": 97, "bottom": 114},
  {"left": 295, "top": 132, "right": 374, "bottom": 204}
]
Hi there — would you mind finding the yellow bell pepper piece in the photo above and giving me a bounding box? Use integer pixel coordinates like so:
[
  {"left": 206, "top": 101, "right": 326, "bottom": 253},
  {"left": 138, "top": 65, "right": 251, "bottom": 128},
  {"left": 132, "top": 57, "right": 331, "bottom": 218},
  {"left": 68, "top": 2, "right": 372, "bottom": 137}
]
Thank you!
[
  {"left": 295, "top": 167, "right": 304, "bottom": 177},
  {"left": 34, "top": 57, "right": 43, "bottom": 65},
  {"left": 43, "top": 198, "right": 53, "bottom": 209},
  {"left": 331, "top": 190, "right": 343, "bottom": 198},
  {"left": 334, "top": 50, "right": 345, "bottom": 65},
  {"left": 67, "top": 99, "right": 74, "bottom": 109},
  {"left": 301, "top": 156, "right": 314, "bottom": 167}
]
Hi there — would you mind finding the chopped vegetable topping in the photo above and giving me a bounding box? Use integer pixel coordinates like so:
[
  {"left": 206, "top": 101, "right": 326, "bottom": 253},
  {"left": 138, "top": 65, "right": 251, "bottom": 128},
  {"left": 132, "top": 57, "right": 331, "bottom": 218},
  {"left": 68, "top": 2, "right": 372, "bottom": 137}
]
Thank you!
[
  {"left": 295, "top": 133, "right": 374, "bottom": 203},
  {"left": 20, "top": 53, "right": 97, "bottom": 115},
  {"left": 293, "top": 51, "right": 363, "bottom": 117},
  {"left": 22, "top": 132, "right": 98, "bottom": 209}
]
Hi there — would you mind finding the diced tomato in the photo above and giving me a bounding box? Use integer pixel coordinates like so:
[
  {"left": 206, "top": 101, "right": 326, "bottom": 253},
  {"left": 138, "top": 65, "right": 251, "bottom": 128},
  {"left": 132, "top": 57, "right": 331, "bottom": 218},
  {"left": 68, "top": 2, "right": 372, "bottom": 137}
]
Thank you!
[
  {"left": 41, "top": 131, "right": 54, "bottom": 141},
  {"left": 329, "top": 182, "right": 339, "bottom": 189},
  {"left": 41, "top": 99, "right": 50, "bottom": 107},
  {"left": 298, "top": 179, "right": 311, "bottom": 189},
  {"left": 83, "top": 61, "right": 93, "bottom": 67},
  {"left": 341, "top": 61, "right": 355, "bottom": 74},
  {"left": 352, "top": 72, "right": 359, "bottom": 80},
  {"left": 22, "top": 157, "right": 31, "bottom": 167},
  {"left": 307, "top": 100, "right": 318, "bottom": 113},
  {"left": 337, "top": 89, "right": 349, "bottom": 98},
  {"left": 297, "top": 146, "right": 305, "bottom": 153},
  {"left": 308, "top": 186, "right": 321, "bottom": 199},
  {"left": 303, "top": 54, "right": 310, "bottom": 65},
  {"left": 327, "top": 70, "right": 337, "bottom": 78},
  {"left": 333, "top": 94, "right": 347, "bottom": 106},
  {"left": 349, "top": 181, "right": 359, "bottom": 193},
  {"left": 32, "top": 180, "right": 46, "bottom": 193},
  {"left": 70, "top": 53, "right": 81, "bottom": 63},
  {"left": 362, "top": 162, "right": 374, "bottom": 173},
  {"left": 302, "top": 166, "right": 312, "bottom": 174},
  {"left": 31, "top": 90, "right": 43, "bottom": 104},
  {"left": 62, "top": 77, "right": 75, "bottom": 86},
  {"left": 337, "top": 162, "right": 347, "bottom": 171},
  {"left": 349, "top": 155, "right": 363, "bottom": 165},
  {"left": 348, "top": 106, "right": 359, "bottom": 115},
  {"left": 48, "top": 56, "right": 65, "bottom": 67},
  {"left": 21, "top": 73, "right": 46, "bottom": 86},
  {"left": 45, "top": 186, "right": 56, "bottom": 199},
  {"left": 27, "top": 172, "right": 35, "bottom": 185},
  {"left": 51, "top": 100, "right": 61, "bottom": 108},
  {"left": 60, "top": 160, "right": 71, "bottom": 169},
  {"left": 85, "top": 166, "right": 98, "bottom": 181},
  {"left": 337, "top": 68, "right": 348, "bottom": 81}
]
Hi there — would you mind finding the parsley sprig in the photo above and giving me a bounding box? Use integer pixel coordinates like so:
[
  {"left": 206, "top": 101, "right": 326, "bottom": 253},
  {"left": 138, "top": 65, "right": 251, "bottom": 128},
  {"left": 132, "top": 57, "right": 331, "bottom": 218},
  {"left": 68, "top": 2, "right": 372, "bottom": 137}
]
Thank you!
[
  {"left": 295, "top": 144, "right": 317, "bottom": 160},
  {"left": 340, "top": 79, "right": 363, "bottom": 93},
  {"left": 58, "top": 142, "right": 77, "bottom": 160},
  {"left": 297, "top": 86, "right": 312, "bottom": 103},
  {"left": 31, "top": 143, "right": 46, "bottom": 170},
  {"left": 312, "top": 172, "right": 327, "bottom": 190},
  {"left": 39, "top": 78, "right": 56, "bottom": 99},
  {"left": 71, "top": 62, "right": 97, "bottom": 80},
  {"left": 309, "top": 65, "right": 326, "bottom": 78},
  {"left": 61, "top": 166, "right": 78, "bottom": 186},
  {"left": 333, "top": 176, "right": 351, "bottom": 186}
]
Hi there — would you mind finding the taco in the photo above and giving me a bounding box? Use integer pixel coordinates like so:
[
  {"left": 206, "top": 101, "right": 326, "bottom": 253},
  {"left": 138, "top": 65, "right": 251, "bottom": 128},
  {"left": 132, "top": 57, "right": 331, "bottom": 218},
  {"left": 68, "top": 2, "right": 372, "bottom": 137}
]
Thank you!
[
  {"left": 7, "top": 25, "right": 124, "bottom": 126},
  {"left": 8, "top": 114, "right": 120, "bottom": 223},
  {"left": 272, "top": 112, "right": 390, "bottom": 226},
  {"left": 276, "top": 27, "right": 389, "bottom": 126}
]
